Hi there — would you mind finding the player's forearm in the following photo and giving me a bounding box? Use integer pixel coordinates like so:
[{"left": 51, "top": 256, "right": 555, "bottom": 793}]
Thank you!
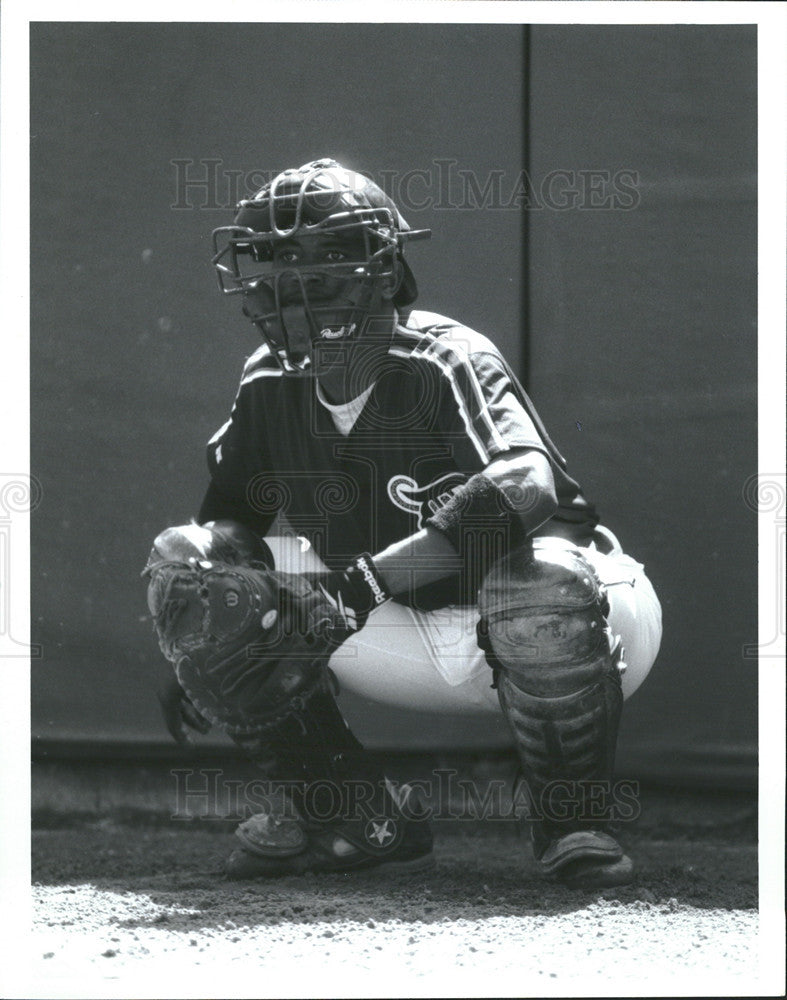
[
  {"left": 372, "top": 451, "right": 557, "bottom": 599},
  {"left": 313, "top": 450, "right": 558, "bottom": 621},
  {"left": 372, "top": 526, "right": 463, "bottom": 596}
]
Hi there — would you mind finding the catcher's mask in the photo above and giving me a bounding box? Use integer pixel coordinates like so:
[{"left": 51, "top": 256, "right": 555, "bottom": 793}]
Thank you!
[{"left": 211, "top": 158, "right": 431, "bottom": 374}]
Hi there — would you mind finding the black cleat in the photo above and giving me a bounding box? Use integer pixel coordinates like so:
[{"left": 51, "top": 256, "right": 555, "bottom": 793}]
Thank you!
[
  {"left": 225, "top": 783, "right": 434, "bottom": 879},
  {"left": 532, "top": 827, "right": 634, "bottom": 889}
]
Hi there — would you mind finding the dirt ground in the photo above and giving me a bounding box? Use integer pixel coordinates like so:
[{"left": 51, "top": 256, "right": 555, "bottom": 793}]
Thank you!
[{"left": 24, "top": 785, "right": 777, "bottom": 999}]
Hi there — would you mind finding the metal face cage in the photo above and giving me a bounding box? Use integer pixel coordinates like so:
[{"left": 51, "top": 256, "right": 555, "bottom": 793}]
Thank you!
[{"left": 210, "top": 160, "right": 430, "bottom": 373}]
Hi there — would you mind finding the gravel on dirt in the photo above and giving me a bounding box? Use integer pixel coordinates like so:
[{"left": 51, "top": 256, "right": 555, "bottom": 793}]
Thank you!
[{"left": 27, "top": 811, "right": 763, "bottom": 998}]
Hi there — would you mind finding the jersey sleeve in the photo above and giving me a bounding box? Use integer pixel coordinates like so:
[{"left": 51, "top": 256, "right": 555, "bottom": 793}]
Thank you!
[
  {"left": 431, "top": 327, "right": 553, "bottom": 471},
  {"left": 198, "top": 379, "right": 279, "bottom": 534}
]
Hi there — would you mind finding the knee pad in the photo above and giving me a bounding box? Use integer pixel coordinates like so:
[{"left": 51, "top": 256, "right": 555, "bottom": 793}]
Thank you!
[
  {"left": 477, "top": 539, "right": 623, "bottom": 788},
  {"left": 143, "top": 519, "right": 274, "bottom": 574},
  {"left": 478, "top": 538, "right": 618, "bottom": 696}
]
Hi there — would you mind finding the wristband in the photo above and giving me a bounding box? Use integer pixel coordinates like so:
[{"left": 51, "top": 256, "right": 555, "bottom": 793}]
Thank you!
[
  {"left": 424, "top": 472, "right": 528, "bottom": 556},
  {"left": 316, "top": 552, "right": 390, "bottom": 635},
  {"left": 345, "top": 552, "right": 391, "bottom": 611}
]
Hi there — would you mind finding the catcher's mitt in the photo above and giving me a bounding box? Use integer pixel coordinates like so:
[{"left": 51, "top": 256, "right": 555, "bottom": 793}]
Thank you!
[{"left": 146, "top": 558, "right": 341, "bottom": 739}]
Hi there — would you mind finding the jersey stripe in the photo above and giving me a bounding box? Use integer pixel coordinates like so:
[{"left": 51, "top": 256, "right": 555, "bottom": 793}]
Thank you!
[
  {"left": 396, "top": 323, "right": 509, "bottom": 453},
  {"left": 240, "top": 367, "right": 284, "bottom": 388},
  {"left": 388, "top": 346, "right": 490, "bottom": 464},
  {"left": 242, "top": 342, "right": 275, "bottom": 378},
  {"left": 207, "top": 417, "right": 232, "bottom": 447},
  {"left": 393, "top": 320, "right": 518, "bottom": 460}
]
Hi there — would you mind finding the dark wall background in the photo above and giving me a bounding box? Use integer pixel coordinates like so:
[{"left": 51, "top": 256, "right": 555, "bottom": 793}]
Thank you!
[
  {"left": 31, "top": 23, "right": 757, "bottom": 784},
  {"left": 30, "top": 22, "right": 524, "bottom": 749},
  {"left": 526, "top": 25, "right": 757, "bottom": 782}
]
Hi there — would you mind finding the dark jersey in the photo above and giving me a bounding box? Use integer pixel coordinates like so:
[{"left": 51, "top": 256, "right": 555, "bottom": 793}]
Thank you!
[{"left": 199, "top": 310, "right": 599, "bottom": 573}]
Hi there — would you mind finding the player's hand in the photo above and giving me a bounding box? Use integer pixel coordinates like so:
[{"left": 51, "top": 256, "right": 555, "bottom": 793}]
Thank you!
[
  {"left": 157, "top": 673, "right": 212, "bottom": 745},
  {"left": 304, "top": 552, "right": 391, "bottom": 641},
  {"left": 146, "top": 555, "right": 389, "bottom": 740}
]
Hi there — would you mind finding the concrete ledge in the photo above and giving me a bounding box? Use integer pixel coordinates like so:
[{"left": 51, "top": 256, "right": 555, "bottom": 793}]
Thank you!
[{"left": 32, "top": 751, "right": 757, "bottom": 846}]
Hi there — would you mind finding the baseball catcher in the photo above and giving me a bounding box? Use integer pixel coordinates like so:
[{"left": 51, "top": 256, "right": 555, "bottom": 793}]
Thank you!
[{"left": 145, "top": 158, "right": 661, "bottom": 886}]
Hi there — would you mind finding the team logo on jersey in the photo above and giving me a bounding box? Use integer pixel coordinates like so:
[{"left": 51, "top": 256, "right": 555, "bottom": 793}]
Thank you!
[{"left": 387, "top": 472, "right": 467, "bottom": 529}]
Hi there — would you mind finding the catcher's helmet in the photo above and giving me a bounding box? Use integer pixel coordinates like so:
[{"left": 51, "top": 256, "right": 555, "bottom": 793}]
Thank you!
[{"left": 211, "top": 158, "right": 430, "bottom": 374}]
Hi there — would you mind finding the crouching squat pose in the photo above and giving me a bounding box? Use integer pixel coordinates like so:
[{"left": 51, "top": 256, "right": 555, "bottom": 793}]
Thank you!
[{"left": 145, "top": 159, "right": 661, "bottom": 888}]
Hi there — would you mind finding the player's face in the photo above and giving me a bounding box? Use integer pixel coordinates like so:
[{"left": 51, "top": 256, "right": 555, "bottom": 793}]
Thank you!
[{"left": 241, "top": 232, "right": 394, "bottom": 375}]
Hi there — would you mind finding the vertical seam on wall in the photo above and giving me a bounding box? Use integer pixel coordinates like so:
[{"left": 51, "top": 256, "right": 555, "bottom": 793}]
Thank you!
[{"left": 521, "top": 23, "right": 532, "bottom": 392}]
